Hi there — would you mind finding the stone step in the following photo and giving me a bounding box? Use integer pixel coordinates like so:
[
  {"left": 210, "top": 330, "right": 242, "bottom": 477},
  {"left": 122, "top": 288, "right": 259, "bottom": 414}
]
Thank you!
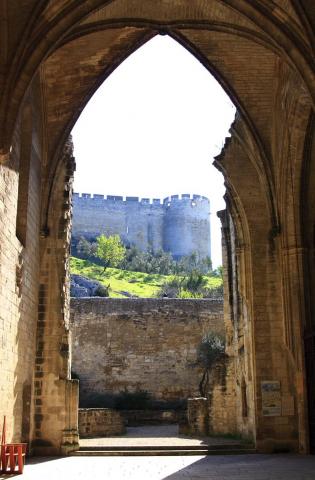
[
  {"left": 70, "top": 445, "right": 256, "bottom": 456},
  {"left": 76, "top": 443, "right": 254, "bottom": 452}
]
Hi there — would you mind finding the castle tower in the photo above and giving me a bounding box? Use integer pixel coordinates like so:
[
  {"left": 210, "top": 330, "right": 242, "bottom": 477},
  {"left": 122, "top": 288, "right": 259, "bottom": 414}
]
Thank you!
[{"left": 163, "top": 194, "right": 211, "bottom": 260}]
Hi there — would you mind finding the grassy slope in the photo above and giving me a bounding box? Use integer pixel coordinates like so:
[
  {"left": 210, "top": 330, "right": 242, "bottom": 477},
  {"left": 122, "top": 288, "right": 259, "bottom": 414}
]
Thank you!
[{"left": 70, "top": 257, "right": 222, "bottom": 298}]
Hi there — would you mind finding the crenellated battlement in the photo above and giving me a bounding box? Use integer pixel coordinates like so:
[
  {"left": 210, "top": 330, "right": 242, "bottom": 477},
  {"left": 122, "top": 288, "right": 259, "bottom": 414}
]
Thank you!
[{"left": 73, "top": 192, "right": 210, "bottom": 205}]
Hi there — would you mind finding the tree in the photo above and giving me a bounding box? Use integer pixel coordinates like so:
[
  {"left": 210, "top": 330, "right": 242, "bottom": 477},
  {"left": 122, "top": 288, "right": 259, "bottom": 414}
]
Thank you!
[
  {"left": 213, "top": 265, "right": 223, "bottom": 279},
  {"left": 95, "top": 234, "right": 126, "bottom": 272},
  {"left": 76, "top": 236, "right": 97, "bottom": 258},
  {"left": 197, "top": 333, "right": 225, "bottom": 397},
  {"left": 202, "top": 256, "right": 213, "bottom": 273}
]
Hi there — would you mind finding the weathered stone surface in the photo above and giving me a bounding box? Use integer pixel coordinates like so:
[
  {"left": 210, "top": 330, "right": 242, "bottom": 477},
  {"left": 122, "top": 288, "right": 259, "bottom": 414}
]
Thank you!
[
  {"left": 122, "top": 409, "right": 185, "bottom": 427},
  {"left": 186, "top": 398, "right": 208, "bottom": 436},
  {"left": 78, "top": 408, "right": 125, "bottom": 438},
  {"left": 70, "top": 298, "right": 224, "bottom": 405}
]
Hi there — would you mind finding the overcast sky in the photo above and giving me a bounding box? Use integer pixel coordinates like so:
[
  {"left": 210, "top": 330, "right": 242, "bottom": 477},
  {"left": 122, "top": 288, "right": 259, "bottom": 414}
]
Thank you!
[{"left": 72, "top": 35, "right": 236, "bottom": 267}]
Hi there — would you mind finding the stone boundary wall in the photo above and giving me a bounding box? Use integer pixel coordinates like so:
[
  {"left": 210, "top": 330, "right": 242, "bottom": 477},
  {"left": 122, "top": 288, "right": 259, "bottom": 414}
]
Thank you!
[
  {"left": 122, "top": 409, "right": 186, "bottom": 426},
  {"left": 70, "top": 298, "right": 224, "bottom": 406},
  {"left": 186, "top": 397, "right": 209, "bottom": 436},
  {"left": 78, "top": 408, "right": 125, "bottom": 438}
]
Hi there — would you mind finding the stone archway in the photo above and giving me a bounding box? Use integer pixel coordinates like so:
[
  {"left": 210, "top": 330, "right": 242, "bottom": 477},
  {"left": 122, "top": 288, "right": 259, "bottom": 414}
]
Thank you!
[{"left": 0, "top": 1, "right": 314, "bottom": 455}]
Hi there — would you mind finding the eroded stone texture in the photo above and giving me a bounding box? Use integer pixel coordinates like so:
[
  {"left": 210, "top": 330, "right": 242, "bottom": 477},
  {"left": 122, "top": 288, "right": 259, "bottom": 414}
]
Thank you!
[
  {"left": 78, "top": 408, "right": 125, "bottom": 438},
  {"left": 70, "top": 298, "right": 224, "bottom": 405},
  {"left": 186, "top": 398, "right": 208, "bottom": 436}
]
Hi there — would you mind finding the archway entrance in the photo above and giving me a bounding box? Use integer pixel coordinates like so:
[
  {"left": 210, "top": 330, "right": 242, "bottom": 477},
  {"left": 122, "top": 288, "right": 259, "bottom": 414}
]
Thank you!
[
  {"left": 0, "top": 1, "right": 314, "bottom": 457},
  {"left": 69, "top": 35, "right": 239, "bottom": 452}
]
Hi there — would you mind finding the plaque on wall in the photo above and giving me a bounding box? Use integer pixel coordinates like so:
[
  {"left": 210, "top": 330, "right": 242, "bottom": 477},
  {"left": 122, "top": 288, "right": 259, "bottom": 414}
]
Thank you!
[{"left": 261, "top": 381, "right": 281, "bottom": 416}]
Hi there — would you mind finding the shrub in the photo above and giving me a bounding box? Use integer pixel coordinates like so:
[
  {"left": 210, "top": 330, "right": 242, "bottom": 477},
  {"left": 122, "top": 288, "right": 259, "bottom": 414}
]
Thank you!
[
  {"left": 94, "top": 284, "right": 110, "bottom": 297},
  {"left": 158, "top": 270, "right": 213, "bottom": 298},
  {"left": 178, "top": 290, "right": 203, "bottom": 299}
]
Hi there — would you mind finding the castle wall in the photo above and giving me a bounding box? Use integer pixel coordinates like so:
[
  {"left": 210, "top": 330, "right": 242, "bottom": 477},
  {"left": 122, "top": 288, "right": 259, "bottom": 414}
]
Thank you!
[
  {"left": 72, "top": 193, "right": 211, "bottom": 259},
  {"left": 70, "top": 298, "right": 224, "bottom": 406}
]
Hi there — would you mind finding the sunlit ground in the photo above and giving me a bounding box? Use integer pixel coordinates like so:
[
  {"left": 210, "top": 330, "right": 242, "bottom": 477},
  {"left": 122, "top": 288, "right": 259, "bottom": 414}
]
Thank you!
[{"left": 3, "top": 454, "right": 315, "bottom": 480}]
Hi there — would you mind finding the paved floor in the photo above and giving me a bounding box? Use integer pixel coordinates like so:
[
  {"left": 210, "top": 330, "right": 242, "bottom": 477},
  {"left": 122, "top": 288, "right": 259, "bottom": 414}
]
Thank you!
[
  {"left": 80, "top": 425, "right": 242, "bottom": 447},
  {"left": 1, "top": 454, "right": 315, "bottom": 479}
]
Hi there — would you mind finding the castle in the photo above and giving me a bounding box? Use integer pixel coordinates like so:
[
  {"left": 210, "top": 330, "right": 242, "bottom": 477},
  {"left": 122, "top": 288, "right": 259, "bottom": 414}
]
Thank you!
[
  {"left": 3, "top": 1, "right": 315, "bottom": 456},
  {"left": 72, "top": 193, "right": 211, "bottom": 260}
]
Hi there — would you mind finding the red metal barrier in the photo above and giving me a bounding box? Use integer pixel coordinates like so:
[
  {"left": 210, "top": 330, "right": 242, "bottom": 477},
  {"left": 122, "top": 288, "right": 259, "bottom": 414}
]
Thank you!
[{"left": 1, "top": 416, "right": 27, "bottom": 474}]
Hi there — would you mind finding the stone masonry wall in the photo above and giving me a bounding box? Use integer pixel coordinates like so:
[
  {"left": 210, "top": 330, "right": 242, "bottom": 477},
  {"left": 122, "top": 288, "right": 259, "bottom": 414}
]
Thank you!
[
  {"left": 72, "top": 193, "right": 211, "bottom": 260},
  {"left": 70, "top": 298, "right": 224, "bottom": 406},
  {"left": 78, "top": 408, "right": 125, "bottom": 438},
  {"left": 0, "top": 90, "right": 41, "bottom": 444}
]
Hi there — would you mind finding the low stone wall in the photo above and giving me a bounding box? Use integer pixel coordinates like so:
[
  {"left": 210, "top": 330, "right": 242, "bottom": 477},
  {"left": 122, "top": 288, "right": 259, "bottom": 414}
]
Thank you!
[
  {"left": 70, "top": 298, "right": 224, "bottom": 406},
  {"left": 180, "top": 358, "right": 239, "bottom": 438},
  {"left": 207, "top": 358, "right": 238, "bottom": 436},
  {"left": 78, "top": 408, "right": 125, "bottom": 438},
  {"left": 122, "top": 409, "right": 186, "bottom": 426}
]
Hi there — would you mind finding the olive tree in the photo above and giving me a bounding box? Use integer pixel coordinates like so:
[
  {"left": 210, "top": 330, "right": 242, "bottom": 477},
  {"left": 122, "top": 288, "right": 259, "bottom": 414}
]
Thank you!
[{"left": 197, "top": 333, "right": 225, "bottom": 397}]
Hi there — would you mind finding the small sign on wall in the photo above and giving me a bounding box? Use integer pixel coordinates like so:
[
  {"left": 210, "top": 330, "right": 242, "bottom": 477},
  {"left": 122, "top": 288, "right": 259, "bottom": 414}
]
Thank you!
[{"left": 261, "top": 381, "right": 281, "bottom": 416}]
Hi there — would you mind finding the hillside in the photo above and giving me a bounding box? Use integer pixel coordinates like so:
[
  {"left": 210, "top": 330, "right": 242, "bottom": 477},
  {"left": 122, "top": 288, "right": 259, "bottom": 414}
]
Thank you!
[{"left": 70, "top": 257, "right": 222, "bottom": 298}]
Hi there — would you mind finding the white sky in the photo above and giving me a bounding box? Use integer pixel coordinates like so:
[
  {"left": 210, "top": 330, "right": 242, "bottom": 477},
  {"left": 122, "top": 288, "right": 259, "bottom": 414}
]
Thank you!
[{"left": 72, "top": 35, "right": 236, "bottom": 267}]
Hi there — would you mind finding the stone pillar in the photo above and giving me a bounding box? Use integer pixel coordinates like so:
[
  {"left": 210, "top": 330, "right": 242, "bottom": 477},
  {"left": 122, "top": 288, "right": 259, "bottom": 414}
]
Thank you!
[
  {"left": 61, "top": 379, "right": 80, "bottom": 454},
  {"left": 31, "top": 139, "right": 79, "bottom": 454},
  {"left": 280, "top": 246, "right": 309, "bottom": 453},
  {"left": 187, "top": 398, "right": 208, "bottom": 436}
]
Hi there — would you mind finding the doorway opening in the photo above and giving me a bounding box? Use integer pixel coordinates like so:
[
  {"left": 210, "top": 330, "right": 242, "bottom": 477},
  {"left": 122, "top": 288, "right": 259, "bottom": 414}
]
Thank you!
[{"left": 69, "top": 35, "right": 241, "bottom": 451}]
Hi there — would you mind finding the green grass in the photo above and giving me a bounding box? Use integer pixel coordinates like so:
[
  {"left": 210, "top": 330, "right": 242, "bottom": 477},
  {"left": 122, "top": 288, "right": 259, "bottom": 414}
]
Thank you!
[{"left": 70, "top": 257, "right": 222, "bottom": 298}]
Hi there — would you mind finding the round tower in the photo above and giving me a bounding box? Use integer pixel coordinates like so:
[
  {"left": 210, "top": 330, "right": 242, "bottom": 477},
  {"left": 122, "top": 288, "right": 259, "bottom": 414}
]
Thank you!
[{"left": 163, "top": 194, "right": 211, "bottom": 261}]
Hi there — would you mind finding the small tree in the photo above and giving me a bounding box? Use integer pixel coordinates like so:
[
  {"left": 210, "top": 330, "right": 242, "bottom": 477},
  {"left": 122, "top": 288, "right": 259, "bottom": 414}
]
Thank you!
[
  {"left": 202, "top": 256, "right": 213, "bottom": 273},
  {"left": 95, "top": 234, "right": 126, "bottom": 273},
  {"left": 197, "top": 333, "right": 225, "bottom": 397},
  {"left": 213, "top": 265, "right": 223, "bottom": 279},
  {"left": 76, "top": 236, "right": 97, "bottom": 259}
]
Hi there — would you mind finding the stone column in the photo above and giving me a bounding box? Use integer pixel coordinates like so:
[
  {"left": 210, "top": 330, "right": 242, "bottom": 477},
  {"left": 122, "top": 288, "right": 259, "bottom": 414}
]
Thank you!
[{"left": 31, "top": 139, "right": 79, "bottom": 454}]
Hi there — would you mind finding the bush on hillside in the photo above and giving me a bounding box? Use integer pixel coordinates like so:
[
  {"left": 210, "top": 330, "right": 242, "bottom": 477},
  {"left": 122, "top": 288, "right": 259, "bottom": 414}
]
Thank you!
[
  {"left": 158, "top": 270, "right": 222, "bottom": 299},
  {"left": 72, "top": 235, "right": 215, "bottom": 276}
]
